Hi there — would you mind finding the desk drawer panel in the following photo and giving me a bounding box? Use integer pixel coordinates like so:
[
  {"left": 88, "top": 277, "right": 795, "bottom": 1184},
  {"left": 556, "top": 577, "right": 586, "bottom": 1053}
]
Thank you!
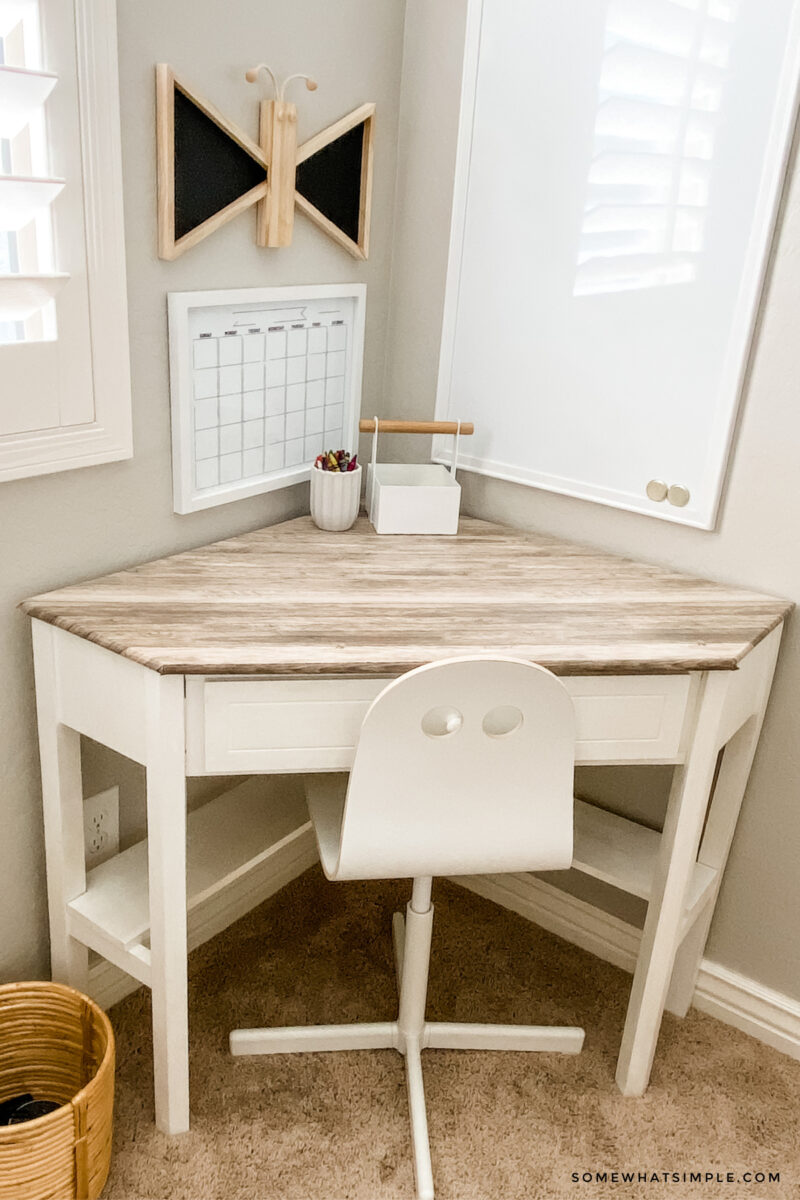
[
  {"left": 186, "top": 674, "right": 694, "bottom": 774},
  {"left": 188, "top": 678, "right": 387, "bottom": 773},
  {"left": 565, "top": 675, "right": 693, "bottom": 762}
]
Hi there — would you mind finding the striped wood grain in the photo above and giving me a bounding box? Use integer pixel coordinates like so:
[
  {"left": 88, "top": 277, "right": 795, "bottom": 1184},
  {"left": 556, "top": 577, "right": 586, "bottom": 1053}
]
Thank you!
[{"left": 21, "top": 517, "right": 791, "bottom": 677}]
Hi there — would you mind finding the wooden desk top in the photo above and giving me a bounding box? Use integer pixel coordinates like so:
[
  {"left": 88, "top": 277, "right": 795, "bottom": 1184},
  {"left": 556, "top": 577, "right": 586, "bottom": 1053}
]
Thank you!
[{"left": 21, "top": 516, "right": 791, "bottom": 677}]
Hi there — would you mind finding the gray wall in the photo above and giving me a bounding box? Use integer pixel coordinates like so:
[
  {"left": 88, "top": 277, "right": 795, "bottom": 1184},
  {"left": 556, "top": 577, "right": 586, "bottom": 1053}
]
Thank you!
[
  {"left": 0, "top": 0, "right": 407, "bottom": 981},
  {"left": 385, "top": 0, "right": 800, "bottom": 999}
]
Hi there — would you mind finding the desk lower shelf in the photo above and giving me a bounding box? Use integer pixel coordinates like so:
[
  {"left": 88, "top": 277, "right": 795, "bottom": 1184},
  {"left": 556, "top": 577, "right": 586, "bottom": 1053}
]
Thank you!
[
  {"left": 66, "top": 784, "right": 718, "bottom": 988},
  {"left": 67, "top": 779, "right": 316, "bottom": 984},
  {"left": 572, "top": 799, "right": 716, "bottom": 922}
]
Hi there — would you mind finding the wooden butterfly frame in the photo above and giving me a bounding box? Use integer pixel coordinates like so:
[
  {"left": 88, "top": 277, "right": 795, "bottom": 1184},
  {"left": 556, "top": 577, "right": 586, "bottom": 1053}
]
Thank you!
[{"left": 156, "top": 65, "right": 375, "bottom": 261}]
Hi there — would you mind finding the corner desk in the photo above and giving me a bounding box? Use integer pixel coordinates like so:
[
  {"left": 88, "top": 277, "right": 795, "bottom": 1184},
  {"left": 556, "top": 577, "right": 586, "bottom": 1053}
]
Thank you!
[{"left": 22, "top": 516, "right": 790, "bottom": 1134}]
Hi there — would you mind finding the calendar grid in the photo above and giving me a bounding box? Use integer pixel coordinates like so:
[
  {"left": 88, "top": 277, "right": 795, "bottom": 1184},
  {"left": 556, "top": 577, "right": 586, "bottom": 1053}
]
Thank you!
[{"left": 190, "top": 317, "right": 348, "bottom": 493}]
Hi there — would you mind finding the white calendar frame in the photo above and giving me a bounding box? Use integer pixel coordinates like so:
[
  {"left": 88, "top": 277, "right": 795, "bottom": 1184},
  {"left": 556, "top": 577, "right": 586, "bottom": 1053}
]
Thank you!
[{"left": 168, "top": 284, "right": 365, "bottom": 513}]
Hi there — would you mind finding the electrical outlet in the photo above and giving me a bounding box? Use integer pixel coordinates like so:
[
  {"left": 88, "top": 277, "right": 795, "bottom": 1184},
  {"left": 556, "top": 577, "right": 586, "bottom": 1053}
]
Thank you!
[{"left": 83, "top": 786, "right": 120, "bottom": 868}]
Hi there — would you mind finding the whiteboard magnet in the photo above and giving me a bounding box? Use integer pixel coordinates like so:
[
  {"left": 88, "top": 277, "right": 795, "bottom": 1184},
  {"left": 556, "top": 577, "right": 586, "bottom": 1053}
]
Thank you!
[
  {"left": 646, "top": 479, "right": 668, "bottom": 502},
  {"left": 667, "top": 484, "right": 691, "bottom": 507}
]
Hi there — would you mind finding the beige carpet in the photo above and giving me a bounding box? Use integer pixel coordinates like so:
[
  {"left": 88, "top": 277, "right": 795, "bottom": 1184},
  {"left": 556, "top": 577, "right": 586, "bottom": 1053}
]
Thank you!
[{"left": 104, "top": 869, "right": 799, "bottom": 1199}]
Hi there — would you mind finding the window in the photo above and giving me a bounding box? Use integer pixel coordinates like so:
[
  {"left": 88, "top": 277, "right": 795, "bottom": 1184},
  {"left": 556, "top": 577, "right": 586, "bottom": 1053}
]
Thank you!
[{"left": 0, "top": 0, "right": 132, "bottom": 481}]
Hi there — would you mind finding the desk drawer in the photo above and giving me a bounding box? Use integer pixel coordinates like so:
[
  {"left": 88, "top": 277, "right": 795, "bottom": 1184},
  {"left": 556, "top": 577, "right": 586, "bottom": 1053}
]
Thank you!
[
  {"left": 185, "top": 673, "right": 694, "bottom": 774},
  {"left": 565, "top": 675, "right": 694, "bottom": 763},
  {"left": 186, "top": 678, "right": 386, "bottom": 774}
]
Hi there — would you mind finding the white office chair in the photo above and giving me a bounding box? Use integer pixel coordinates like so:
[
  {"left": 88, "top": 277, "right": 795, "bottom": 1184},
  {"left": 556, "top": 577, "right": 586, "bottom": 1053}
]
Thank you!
[{"left": 230, "top": 656, "right": 584, "bottom": 1200}]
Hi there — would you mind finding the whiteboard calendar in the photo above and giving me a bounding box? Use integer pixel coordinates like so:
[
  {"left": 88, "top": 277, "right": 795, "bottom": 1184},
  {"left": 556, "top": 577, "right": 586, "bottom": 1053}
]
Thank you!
[{"left": 168, "top": 284, "right": 365, "bottom": 513}]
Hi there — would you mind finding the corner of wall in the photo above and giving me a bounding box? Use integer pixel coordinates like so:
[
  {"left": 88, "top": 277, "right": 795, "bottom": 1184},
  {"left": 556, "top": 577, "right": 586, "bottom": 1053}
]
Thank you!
[{"left": 379, "top": 0, "right": 471, "bottom": 463}]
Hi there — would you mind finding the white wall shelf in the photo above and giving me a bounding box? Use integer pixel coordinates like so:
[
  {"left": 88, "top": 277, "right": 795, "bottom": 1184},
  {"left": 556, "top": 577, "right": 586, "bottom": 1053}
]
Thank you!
[{"left": 67, "top": 780, "right": 312, "bottom": 958}]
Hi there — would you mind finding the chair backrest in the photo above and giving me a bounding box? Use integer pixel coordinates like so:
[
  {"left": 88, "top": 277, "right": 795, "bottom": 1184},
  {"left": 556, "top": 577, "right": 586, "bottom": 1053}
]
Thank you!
[{"left": 334, "top": 656, "right": 576, "bottom": 880}]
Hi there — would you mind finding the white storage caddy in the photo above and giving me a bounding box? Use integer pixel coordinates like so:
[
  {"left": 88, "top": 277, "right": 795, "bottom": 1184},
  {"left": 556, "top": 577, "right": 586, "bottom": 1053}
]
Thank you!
[{"left": 363, "top": 418, "right": 473, "bottom": 535}]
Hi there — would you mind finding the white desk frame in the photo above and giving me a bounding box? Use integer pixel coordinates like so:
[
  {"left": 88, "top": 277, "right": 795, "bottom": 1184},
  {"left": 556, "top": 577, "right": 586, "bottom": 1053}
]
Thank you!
[{"left": 31, "top": 618, "right": 782, "bottom": 1134}]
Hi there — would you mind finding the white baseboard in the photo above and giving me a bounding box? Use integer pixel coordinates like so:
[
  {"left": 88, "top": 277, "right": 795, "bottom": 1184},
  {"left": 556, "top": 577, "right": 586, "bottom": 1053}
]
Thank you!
[
  {"left": 88, "top": 830, "right": 317, "bottom": 1011},
  {"left": 693, "top": 960, "right": 800, "bottom": 1060},
  {"left": 455, "top": 871, "right": 642, "bottom": 973},
  {"left": 88, "top": 956, "right": 138, "bottom": 1010},
  {"left": 455, "top": 872, "right": 800, "bottom": 1063}
]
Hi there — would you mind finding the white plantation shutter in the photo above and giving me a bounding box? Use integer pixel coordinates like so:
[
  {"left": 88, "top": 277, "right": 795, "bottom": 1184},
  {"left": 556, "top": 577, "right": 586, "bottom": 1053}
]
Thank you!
[
  {"left": 0, "top": 0, "right": 131, "bottom": 480},
  {"left": 0, "top": 0, "right": 64, "bottom": 344}
]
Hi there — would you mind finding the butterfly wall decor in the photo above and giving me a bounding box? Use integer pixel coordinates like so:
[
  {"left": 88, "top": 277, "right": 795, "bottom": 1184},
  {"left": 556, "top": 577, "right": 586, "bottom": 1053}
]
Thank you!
[{"left": 156, "top": 63, "right": 375, "bottom": 260}]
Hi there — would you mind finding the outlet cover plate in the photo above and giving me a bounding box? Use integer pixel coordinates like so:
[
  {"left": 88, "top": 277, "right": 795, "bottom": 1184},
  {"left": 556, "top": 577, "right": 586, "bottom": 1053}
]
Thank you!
[{"left": 84, "top": 785, "right": 120, "bottom": 868}]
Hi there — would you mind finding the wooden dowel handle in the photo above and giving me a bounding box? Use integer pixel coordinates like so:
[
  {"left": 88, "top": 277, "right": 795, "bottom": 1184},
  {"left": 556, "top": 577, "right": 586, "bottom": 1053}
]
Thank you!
[{"left": 358, "top": 419, "right": 474, "bottom": 435}]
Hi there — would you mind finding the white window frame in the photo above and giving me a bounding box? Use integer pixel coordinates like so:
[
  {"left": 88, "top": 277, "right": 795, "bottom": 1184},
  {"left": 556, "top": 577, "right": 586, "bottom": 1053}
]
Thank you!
[{"left": 0, "top": 0, "right": 132, "bottom": 481}]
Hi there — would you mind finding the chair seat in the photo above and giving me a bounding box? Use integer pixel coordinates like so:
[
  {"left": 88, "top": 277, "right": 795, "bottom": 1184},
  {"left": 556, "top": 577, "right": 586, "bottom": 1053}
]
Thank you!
[{"left": 305, "top": 773, "right": 348, "bottom": 878}]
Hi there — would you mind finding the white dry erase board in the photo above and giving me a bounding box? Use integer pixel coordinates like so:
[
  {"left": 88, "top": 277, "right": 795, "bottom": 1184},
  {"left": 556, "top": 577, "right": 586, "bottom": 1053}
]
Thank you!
[
  {"left": 434, "top": 0, "right": 800, "bottom": 528},
  {"left": 168, "top": 284, "right": 365, "bottom": 513}
]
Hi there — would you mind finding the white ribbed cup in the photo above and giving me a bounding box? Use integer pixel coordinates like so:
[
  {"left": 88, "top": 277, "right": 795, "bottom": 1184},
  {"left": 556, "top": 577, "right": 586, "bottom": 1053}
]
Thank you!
[{"left": 310, "top": 464, "right": 362, "bottom": 531}]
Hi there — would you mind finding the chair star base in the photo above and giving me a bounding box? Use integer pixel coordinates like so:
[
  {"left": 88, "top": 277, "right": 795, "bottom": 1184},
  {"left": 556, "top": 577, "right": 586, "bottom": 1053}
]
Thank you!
[{"left": 230, "top": 898, "right": 584, "bottom": 1200}]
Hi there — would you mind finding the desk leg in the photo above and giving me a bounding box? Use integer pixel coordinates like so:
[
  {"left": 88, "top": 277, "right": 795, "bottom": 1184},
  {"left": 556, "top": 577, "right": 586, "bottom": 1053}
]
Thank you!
[
  {"left": 145, "top": 672, "right": 189, "bottom": 1135},
  {"left": 31, "top": 621, "right": 88, "bottom": 991},
  {"left": 615, "top": 673, "right": 729, "bottom": 1097},
  {"left": 666, "top": 710, "right": 768, "bottom": 1017}
]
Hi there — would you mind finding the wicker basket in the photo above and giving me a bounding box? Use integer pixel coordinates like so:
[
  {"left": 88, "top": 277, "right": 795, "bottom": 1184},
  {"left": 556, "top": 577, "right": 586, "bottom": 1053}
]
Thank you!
[{"left": 0, "top": 982, "right": 114, "bottom": 1200}]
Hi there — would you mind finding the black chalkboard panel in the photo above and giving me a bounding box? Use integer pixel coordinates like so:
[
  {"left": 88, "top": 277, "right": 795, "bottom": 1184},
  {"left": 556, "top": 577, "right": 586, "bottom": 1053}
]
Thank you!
[
  {"left": 173, "top": 88, "right": 265, "bottom": 241},
  {"left": 295, "top": 121, "right": 364, "bottom": 245}
]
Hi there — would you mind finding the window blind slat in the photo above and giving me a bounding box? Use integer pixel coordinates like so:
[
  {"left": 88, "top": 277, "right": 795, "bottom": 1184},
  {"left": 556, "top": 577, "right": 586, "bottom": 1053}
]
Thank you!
[
  {"left": 0, "top": 63, "right": 56, "bottom": 136},
  {"left": 0, "top": 174, "right": 64, "bottom": 230},
  {"left": 0, "top": 270, "right": 67, "bottom": 320}
]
